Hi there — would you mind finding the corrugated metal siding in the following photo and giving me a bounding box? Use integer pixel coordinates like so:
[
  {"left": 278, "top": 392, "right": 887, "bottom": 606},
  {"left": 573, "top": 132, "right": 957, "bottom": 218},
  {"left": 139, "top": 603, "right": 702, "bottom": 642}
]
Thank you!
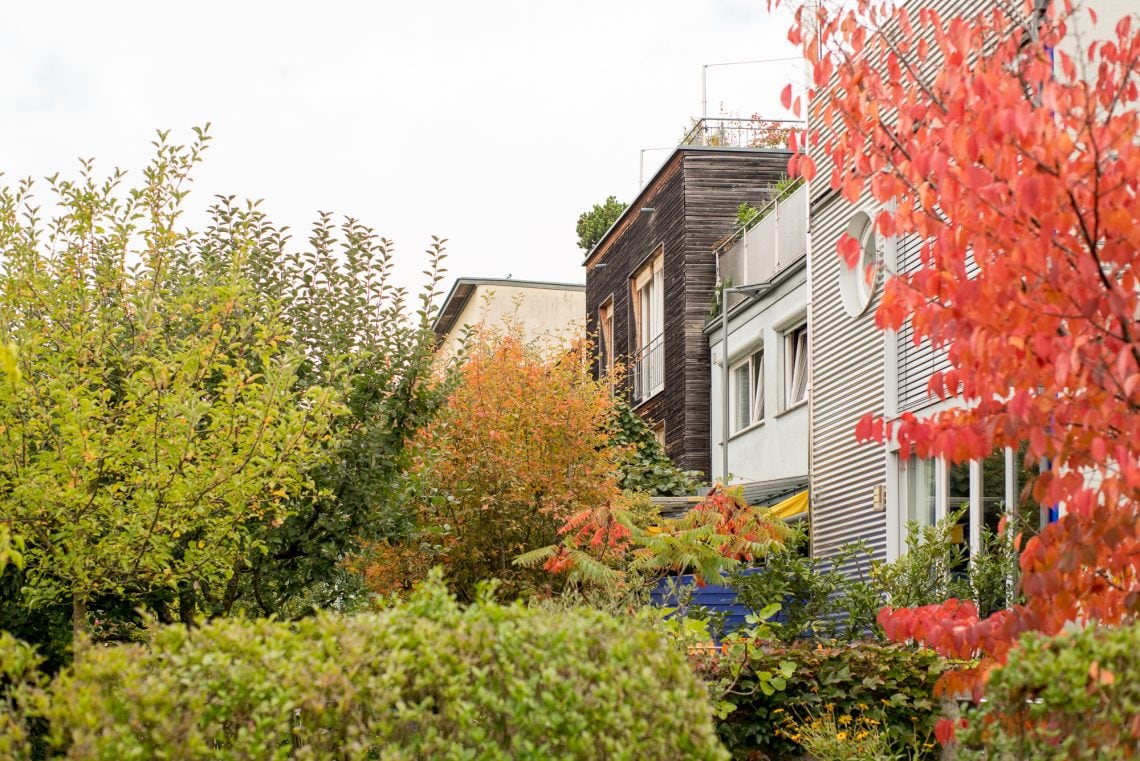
[
  {"left": 895, "top": 234, "right": 952, "bottom": 412},
  {"left": 810, "top": 192, "right": 887, "bottom": 563},
  {"left": 808, "top": 0, "right": 992, "bottom": 566},
  {"left": 808, "top": 0, "right": 990, "bottom": 210}
]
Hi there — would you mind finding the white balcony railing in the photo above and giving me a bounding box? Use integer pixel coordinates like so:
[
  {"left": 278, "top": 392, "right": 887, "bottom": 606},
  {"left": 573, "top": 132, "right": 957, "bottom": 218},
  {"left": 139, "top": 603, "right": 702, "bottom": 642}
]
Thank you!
[{"left": 631, "top": 333, "right": 664, "bottom": 403}]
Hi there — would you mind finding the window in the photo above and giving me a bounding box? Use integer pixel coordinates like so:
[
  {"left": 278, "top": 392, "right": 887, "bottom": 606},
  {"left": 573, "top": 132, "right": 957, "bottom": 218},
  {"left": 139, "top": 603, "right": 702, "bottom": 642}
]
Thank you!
[
  {"left": 783, "top": 322, "right": 808, "bottom": 408},
  {"left": 598, "top": 298, "right": 614, "bottom": 377},
  {"left": 899, "top": 445, "right": 1043, "bottom": 557},
  {"left": 905, "top": 456, "right": 937, "bottom": 527},
  {"left": 839, "top": 211, "right": 880, "bottom": 317},
  {"left": 631, "top": 248, "right": 664, "bottom": 402},
  {"left": 651, "top": 421, "right": 666, "bottom": 447},
  {"left": 730, "top": 348, "right": 764, "bottom": 433}
]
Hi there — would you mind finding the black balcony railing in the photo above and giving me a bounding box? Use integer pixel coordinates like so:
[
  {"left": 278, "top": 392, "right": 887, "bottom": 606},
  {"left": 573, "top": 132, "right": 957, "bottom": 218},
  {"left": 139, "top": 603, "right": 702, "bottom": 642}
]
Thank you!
[{"left": 631, "top": 334, "right": 664, "bottom": 403}]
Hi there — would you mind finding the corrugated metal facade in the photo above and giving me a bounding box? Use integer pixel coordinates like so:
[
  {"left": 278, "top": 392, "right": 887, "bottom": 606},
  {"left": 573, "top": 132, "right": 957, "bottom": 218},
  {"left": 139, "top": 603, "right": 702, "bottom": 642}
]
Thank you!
[
  {"left": 895, "top": 234, "right": 952, "bottom": 412},
  {"left": 808, "top": 0, "right": 995, "bottom": 565},
  {"left": 809, "top": 191, "right": 888, "bottom": 562}
]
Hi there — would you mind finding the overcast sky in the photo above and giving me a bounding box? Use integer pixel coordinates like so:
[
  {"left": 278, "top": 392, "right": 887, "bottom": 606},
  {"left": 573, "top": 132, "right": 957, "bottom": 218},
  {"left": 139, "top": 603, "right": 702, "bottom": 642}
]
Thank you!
[{"left": 1, "top": 1, "right": 801, "bottom": 297}]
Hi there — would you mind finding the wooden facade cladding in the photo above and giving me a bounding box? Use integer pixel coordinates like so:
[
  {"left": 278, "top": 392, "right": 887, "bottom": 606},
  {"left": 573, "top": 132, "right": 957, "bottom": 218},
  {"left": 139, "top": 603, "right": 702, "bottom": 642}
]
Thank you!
[{"left": 585, "top": 147, "right": 792, "bottom": 477}]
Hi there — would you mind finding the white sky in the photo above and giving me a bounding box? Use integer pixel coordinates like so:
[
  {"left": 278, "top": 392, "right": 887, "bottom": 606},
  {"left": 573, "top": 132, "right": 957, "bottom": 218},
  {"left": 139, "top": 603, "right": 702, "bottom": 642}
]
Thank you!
[{"left": 1, "top": 1, "right": 801, "bottom": 297}]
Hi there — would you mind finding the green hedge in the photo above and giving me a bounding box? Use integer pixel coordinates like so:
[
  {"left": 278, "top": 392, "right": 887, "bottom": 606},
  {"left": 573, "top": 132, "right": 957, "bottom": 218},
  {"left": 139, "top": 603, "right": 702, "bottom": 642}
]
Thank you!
[
  {"left": 24, "top": 576, "right": 726, "bottom": 760},
  {"left": 698, "top": 640, "right": 946, "bottom": 759},
  {"left": 1, "top": 632, "right": 43, "bottom": 759},
  {"left": 957, "top": 621, "right": 1140, "bottom": 760}
]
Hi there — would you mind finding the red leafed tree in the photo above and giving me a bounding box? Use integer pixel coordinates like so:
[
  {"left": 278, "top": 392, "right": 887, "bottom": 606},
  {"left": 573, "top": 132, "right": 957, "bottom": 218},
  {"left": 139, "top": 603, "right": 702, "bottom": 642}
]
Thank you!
[{"left": 775, "top": 0, "right": 1140, "bottom": 704}]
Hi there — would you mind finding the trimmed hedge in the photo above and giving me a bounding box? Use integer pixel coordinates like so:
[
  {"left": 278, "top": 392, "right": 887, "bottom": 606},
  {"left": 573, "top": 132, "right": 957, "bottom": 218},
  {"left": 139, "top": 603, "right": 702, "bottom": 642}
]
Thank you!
[
  {"left": 696, "top": 640, "right": 946, "bottom": 759},
  {"left": 957, "top": 621, "right": 1140, "bottom": 759},
  {"left": 1, "top": 632, "right": 42, "bottom": 759},
  {"left": 28, "top": 577, "right": 726, "bottom": 760}
]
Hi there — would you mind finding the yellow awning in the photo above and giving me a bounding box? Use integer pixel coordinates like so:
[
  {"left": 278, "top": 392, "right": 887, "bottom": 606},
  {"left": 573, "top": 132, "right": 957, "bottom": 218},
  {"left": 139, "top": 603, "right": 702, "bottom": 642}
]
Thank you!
[{"left": 766, "top": 490, "right": 809, "bottom": 521}]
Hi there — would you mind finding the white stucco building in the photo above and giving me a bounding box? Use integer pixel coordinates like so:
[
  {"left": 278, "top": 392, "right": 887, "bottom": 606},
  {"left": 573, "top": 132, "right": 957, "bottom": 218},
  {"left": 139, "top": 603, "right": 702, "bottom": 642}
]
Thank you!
[{"left": 708, "top": 184, "right": 809, "bottom": 514}]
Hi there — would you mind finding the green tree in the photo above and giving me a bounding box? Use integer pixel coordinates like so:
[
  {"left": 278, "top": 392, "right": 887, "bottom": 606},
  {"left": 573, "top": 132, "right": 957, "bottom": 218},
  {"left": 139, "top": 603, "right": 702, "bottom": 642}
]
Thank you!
[
  {"left": 575, "top": 196, "right": 626, "bottom": 252},
  {"left": 201, "top": 200, "right": 449, "bottom": 618},
  {"left": 0, "top": 129, "right": 340, "bottom": 640},
  {"left": 0, "top": 128, "right": 448, "bottom": 654}
]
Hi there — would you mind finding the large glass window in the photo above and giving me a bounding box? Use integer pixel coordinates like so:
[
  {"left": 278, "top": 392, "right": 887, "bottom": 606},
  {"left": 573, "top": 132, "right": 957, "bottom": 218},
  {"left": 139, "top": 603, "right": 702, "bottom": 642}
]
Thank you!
[
  {"left": 980, "top": 448, "right": 1007, "bottom": 535},
  {"left": 905, "top": 456, "right": 937, "bottom": 527},
  {"left": 899, "top": 447, "right": 1043, "bottom": 558},
  {"left": 730, "top": 348, "right": 764, "bottom": 433}
]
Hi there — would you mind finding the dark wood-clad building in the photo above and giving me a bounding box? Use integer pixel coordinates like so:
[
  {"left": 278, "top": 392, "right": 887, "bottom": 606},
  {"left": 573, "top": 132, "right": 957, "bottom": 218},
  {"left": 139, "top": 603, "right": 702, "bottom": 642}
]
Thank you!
[{"left": 585, "top": 146, "right": 792, "bottom": 477}]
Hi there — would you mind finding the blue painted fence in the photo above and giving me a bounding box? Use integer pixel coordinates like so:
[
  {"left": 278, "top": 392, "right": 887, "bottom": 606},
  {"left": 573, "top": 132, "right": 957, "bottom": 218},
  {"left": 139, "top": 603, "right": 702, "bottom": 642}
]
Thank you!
[{"left": 649, "top": 567, "right": 786, "bottom": 639}]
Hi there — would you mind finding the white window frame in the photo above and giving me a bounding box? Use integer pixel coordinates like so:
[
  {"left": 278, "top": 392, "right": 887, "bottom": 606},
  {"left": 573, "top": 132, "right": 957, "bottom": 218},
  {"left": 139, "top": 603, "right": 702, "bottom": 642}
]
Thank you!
[
  {"left": 782, "top": 321, "right": 809, "bottom": 410},
  {"left": 896, "top": 448, "right": 1041, "bottom": 559},
  {"left": 730, "top": 347, "right": 765, "bottom": 434},
  {"left": 630, "top": 248, "right": 665, "bottom": 400},
  {"left": 839, "top": 210, "right": 881, "bottom": 317}
]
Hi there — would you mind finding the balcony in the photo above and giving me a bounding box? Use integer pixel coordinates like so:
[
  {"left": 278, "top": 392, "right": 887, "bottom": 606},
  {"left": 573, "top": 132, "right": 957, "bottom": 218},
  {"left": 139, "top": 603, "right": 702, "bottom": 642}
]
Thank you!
[
  {"left": 716, "top": 183, "right": 807, "bottom": 299},
  {"left": 631, "top": 333, "right": 664, "bottom": 404}
]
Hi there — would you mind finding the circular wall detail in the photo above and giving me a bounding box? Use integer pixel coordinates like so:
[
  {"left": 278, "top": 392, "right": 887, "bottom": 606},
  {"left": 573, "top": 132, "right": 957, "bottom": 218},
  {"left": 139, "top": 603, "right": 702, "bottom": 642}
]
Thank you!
[{"left": 838, "top": 210, "right": 880, "bottom": 317}]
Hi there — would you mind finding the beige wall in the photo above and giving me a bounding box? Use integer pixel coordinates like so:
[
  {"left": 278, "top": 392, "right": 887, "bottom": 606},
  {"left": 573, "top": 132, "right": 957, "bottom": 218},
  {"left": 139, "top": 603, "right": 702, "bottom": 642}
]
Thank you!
[{"left": 436, "top": 284, "right": 585, "bottom": 358}]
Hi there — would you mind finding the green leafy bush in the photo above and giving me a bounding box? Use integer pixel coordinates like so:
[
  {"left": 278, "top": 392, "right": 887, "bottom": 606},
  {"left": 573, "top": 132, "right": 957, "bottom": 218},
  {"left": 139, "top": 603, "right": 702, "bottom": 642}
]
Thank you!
[
  {"left": 697, "top": 640, "right": 945, "bottom": 760},
  {"left": 956, "top": 621, "right": 1140, "bottom": 760},
  {"left": 0, "top": 633, "right": 43, "bottom": 759},
  {"left": 733, "top": 512, "right": 1018, "bottom": 643},
  {"left": 732, "top": 532, "right": 880, "bottom": 642},
  {"left": 33, "top": 573, "right": 726, "bottom": 760},
  {"left": 609, "top": 398, "right": 702, "bottom": 496}
]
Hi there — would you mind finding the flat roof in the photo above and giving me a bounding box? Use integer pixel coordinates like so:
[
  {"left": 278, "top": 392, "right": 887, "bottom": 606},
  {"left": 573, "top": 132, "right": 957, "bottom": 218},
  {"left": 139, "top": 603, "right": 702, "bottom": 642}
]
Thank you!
[{"left": 582, "top": 145, "right": 794, "bottom": 270}]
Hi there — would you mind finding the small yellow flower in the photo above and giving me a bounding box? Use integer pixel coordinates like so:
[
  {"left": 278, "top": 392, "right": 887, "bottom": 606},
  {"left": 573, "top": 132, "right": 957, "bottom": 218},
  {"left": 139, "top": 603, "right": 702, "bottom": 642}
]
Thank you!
[
  {"left": 838, "top": 714, "right": 852, "bottom": 726},
  {"left": 857, "top": 702, "right": 869, "bottom": 711},
  {"left": 836, "top": 731, "right": 848, "bottom": 741},
  {"left": 865, "top": 717, "right": 880, "bottom": 726}
]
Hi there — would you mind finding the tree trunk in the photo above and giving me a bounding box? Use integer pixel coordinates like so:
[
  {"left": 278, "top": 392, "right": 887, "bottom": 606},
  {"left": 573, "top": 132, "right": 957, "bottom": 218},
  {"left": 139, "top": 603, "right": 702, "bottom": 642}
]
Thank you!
[
  {"left": 178, "top": 585, "right": 196, "bottom": 626},
  {"left": 72, "top": 594, "right": 87, "bottom": 644}
]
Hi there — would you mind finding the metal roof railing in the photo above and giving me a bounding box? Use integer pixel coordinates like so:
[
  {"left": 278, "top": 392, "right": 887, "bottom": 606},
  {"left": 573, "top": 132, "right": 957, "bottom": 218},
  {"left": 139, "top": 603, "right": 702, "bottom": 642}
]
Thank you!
[{"left": 680, "top": 117, "right": 803, "bottom": 149}]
